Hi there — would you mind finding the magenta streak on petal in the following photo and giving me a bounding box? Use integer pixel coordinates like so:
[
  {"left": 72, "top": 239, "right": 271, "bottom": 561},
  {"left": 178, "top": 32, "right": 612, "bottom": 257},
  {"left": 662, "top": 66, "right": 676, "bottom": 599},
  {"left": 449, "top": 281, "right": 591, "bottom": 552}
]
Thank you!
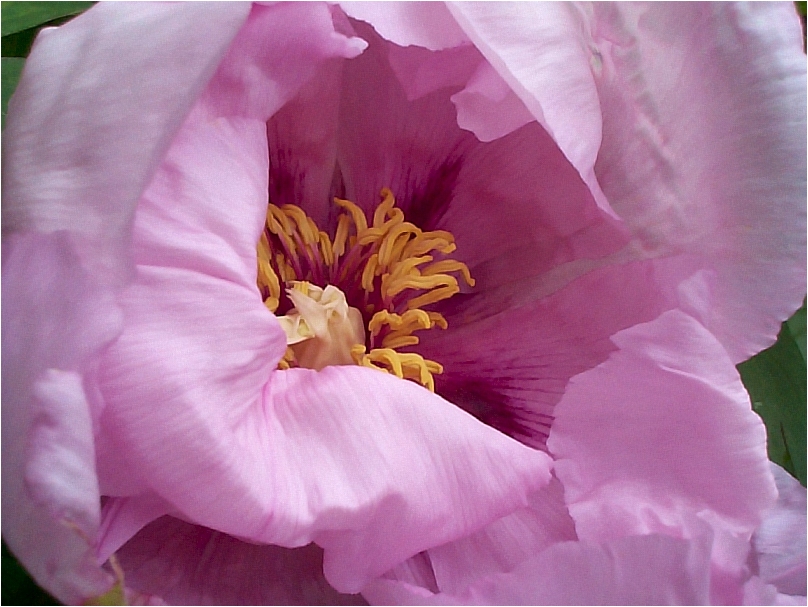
[{"left": 420, "top": 260, "right": 666, "bottom": 449}]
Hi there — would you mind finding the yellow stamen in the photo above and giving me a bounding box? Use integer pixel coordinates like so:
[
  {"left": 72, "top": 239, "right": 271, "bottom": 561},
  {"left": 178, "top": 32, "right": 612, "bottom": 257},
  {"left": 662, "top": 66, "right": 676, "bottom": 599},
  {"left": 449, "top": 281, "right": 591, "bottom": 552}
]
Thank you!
[
  {"left": 362, "top": 253, "right": 380, "bottom": 293},
  {"left": 332, "top": 214, "right": 352, "bottom": 259},
  {"left": 334, "top": 197, "right": 368, "bottom": 234}
]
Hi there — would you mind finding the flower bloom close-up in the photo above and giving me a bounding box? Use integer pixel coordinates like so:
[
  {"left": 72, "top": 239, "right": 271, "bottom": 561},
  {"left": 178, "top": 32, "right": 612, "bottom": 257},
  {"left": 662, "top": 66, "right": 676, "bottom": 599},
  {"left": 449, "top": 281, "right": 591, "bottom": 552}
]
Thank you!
[{"left": 2, "top": 2, "right": 806, "bottom": 605}]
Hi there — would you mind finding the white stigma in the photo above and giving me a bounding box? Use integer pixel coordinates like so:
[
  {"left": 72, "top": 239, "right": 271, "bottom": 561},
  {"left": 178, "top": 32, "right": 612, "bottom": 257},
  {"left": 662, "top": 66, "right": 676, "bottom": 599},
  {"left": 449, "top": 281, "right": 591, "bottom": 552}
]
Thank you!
[{"left": 276, "top": 283, "right": 365, "bottom": 370}]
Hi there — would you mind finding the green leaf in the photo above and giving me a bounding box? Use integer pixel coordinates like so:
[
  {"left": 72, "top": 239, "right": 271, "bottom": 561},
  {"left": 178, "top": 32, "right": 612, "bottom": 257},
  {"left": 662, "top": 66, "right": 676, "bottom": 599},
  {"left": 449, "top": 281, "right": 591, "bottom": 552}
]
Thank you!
[
  {"left": 1, "top": 56, "right": 23, "bottom": 129},
  {"left": 739, "top": 306, "right": 808, "bottom": 486},
  {"left": 1, "top": 1, "right": 93, "bottom": 37},
  {"left": 786, "top": 300, "right": 806, "bottom": 362}
]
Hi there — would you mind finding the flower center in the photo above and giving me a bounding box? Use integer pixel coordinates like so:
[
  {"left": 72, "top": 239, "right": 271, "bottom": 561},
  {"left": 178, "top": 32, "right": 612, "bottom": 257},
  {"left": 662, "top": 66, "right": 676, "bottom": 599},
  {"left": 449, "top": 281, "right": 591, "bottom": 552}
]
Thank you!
[{"left": 256, "top": 188, "right": 474, "bottom": 391}]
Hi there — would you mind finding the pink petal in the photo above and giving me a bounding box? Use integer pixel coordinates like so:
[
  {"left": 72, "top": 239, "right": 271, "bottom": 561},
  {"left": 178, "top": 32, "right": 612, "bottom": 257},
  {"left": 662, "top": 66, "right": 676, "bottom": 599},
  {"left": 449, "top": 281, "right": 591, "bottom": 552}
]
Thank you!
[
  {"left": 273, "top": 367, "right": 552, "bottom": 593},
  {"left": 339, "top": 2, "right": 470, "bottom": 51},
  {"left": 128, "top": 114, "right": 271, "bottom": 290},
  {"left": 450, "top": 60, "right": 536, "bottom": 142},
  {"left": 2, "top": 232, "right": 123, "bottom": 603},
  {"left": 590, "top": 3, "right": 807, "bottom": 361},
  {"left": 447, "top": 2, "right": 608, "bottom": 211},
  {"left": 96, "top": 101, "right": 553, "bottom": 589},
  {"left": 547, "top": 310, "right": 777, "bottom": 567},
  {"left": 201, "top": 3, "right": 366, "bottom": 122},
  {"left": 2, "top": 2, "right": 250, "bottom": 283},
  {"left": 434, "top": 122, "right": 625, "bottom": 302},
  {"left": 753, "top": 464, "right": 807, "bottom": 597},
  {"left": 116, "top": 516, "right": 363, "bottom": 605},
  {"left": 363, "top": 534, "right": 711, "bottom": 605},
  {"left": 387, "top": 43, "right": 482, "bottom": 102},
  {"left": 743, "top": 576, "right": 806, "bottom": 606}
]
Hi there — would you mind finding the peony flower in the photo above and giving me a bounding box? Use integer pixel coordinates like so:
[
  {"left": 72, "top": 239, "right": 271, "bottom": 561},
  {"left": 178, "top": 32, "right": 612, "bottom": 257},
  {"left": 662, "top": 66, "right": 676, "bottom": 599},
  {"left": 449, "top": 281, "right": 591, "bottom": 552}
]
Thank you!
[{"left": 2, "top": 2, "right": 805, "bottom": 605}]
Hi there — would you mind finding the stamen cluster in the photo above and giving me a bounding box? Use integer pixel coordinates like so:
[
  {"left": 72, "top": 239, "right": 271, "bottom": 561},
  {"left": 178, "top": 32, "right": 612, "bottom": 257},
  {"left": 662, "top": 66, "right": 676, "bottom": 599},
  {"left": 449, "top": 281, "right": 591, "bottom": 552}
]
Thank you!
[{"left": 257, "top": 189, "right": 474, "bottom": 391}]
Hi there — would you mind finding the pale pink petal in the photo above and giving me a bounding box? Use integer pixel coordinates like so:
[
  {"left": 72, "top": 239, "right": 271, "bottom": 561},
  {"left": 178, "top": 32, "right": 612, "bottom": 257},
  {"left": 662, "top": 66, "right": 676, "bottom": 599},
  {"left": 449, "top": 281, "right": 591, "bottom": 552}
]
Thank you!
[
  {"left": 450, "top": 61, "right": 536, "bottom": 142},
  {"left": 426, "top": 475, "right": 576, "bottom": 594},
  {"left": 753, "top": 464, "right": 807, "bottom": 596},
  {"left": 116, "top": 516, "right": 363, "bottom": 606},
  {"left": 101, "top": 313, "right": 551, "bottom": 593},
  {"left": 743, "top": 576, "right": 806, "bottom": 606},
  {"left": 548, "top": 310, "right": 777, "bottom": 569},
  {"left": 201, "top": 3, "right": 366, "bottom": 122},
  {"left": 447, "top": 2, "right": 608, "bottom": 210},
  {"left": 2, "top": 2, "right": 250, "bottom": 283},
  {"left": 339, "top": 2, "right": 470, "bottom": 50},
  {"left": 96, "top": 264, "right": 283, "bottom": 531},
  {"left": 363, "top": 535, "right": 711, "bottom": 605},
  {"left": 2, "top": 233, "right": 123, "bottom": 603},
  {"left": 590, "top": 3, "right": 807, "bottom": 361}
]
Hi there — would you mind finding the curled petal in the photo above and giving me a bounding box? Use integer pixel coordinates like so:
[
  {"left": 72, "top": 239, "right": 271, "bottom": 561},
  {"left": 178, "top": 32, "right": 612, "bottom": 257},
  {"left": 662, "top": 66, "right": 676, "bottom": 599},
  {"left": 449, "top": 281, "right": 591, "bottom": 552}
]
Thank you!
[
  {"left": 267, "top": 367, "right": 552, "bottom": 594},
  {"left": 202, "top": 3, "right": 366, "bottom": 121},
  {"left": 450, "top": 61, "right": 536, "bottom": 143},
  {"left": 2, "top": 232, "right": 123, "bottom": 604},
  {"left": 548, "top": 310, "right": 777, "bottom": 572}
]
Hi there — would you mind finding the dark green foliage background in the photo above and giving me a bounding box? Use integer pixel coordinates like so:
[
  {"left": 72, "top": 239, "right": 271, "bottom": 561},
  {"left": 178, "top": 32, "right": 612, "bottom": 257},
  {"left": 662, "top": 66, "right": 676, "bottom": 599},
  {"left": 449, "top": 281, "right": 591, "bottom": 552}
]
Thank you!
[{"left": 1, "top": 2, "right": 806, "bottom": 604}]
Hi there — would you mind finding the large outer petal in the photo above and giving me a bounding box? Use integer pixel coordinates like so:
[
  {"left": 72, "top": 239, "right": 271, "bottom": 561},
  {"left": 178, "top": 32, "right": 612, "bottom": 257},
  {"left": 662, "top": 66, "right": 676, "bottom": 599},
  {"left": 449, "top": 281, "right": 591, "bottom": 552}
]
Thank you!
[
  {"left": 2, "top": 4, "right": 251, "bottom": 602},
  {"left": 590, "top": 3, "right": 807, "bottom": 361},
  {"left": 1, "top": 2, "right": 250, "bottom": 284},
  {"left": 201, "top": 3, "right": 366, "bottom": 122},
  {"left": 548, "top": 310, "right": 777, "bottom": 591}
]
